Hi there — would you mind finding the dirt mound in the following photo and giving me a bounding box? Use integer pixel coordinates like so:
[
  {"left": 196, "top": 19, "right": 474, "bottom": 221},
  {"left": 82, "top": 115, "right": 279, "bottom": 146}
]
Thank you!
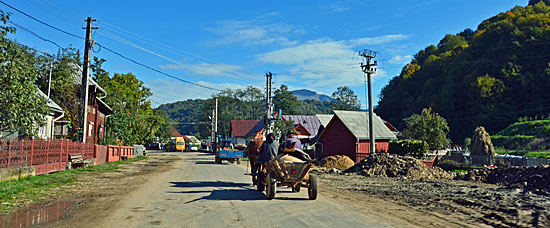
[
  {"left": 456, "top": 165, "right": 550, "bottom": 195},
  {"left": 345, "top": 153, "right": 455, "bottom": 179},
  {"left": 320, "top": 155, "right": 355, "bottom": 170}
]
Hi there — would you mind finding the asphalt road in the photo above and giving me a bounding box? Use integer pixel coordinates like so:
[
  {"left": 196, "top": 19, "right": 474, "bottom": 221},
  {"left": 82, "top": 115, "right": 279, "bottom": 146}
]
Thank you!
[{"left": 97, "top": 152, "right": 413, "bottom": 228}]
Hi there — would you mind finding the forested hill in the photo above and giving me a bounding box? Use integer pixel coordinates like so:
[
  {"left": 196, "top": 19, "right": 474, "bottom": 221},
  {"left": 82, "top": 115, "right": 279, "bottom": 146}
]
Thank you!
[
  {"left": 156, "top": 98, "right": 332, "bottom": 137},
  {"left": 376, "top": 0, "right": 550, "bottom": 142}
]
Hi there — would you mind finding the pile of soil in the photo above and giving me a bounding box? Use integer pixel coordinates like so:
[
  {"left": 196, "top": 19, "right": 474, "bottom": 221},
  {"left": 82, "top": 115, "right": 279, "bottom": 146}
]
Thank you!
[
  {"left": 457, "top": 165, "right": 550, "bottom": 195},
  {"left": 345, "top": 153, "right": 455, "bottom": 179},
  {"left": 320, "top": 155, "right": 355, "bottom": 170}
]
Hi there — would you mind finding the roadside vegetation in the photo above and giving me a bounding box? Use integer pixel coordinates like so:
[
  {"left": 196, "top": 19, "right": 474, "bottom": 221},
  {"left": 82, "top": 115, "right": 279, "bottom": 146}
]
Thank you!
[{"left": 0, "top": 156, "right": 147, "bottom": 214}]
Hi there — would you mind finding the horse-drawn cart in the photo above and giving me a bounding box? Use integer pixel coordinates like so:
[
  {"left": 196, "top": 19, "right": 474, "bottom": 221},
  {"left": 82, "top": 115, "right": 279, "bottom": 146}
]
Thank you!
[{"left": 255, "top": 154, "right": 317, "bottom": 200}]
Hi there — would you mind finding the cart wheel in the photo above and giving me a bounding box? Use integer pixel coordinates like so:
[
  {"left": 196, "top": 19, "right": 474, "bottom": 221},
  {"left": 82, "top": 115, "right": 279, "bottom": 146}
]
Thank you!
[
  {"left": 257, "top": 172, "right": 265, "bottom": 192},
  {"left": 266, "top": 173, "right": 276, "bottom": 200},
  {"left": 230, "top": 159, "right": 235, "bottom": 164},
  {"left": 215, "top": 156, "right": 221, "bottom": 164},
  {"left": 308, "top": 174, "right": 317, "bottom": 200},
  {"left": 237, "top": 159, "right": 241, "bottom": 165}
]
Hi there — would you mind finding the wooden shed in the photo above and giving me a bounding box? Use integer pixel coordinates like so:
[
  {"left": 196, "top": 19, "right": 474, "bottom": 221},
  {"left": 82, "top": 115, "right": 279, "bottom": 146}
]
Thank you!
[{"left": 319, "top": 110, "right": 398, "bottom": 163}]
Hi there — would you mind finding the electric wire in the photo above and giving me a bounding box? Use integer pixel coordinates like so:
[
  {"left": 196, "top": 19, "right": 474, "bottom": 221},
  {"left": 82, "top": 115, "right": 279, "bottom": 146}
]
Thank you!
[
  {"left": 2, "top": 4, "right": 224, "bottom": 92},
  {"left": 0, "top": 0, "right": 84, "bottom": 40}
]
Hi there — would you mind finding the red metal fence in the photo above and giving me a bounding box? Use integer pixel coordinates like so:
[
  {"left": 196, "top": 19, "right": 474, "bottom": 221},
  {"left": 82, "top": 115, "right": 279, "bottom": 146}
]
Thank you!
[{"left": 0, "top": 139, "right": 134, "bottom": 176}]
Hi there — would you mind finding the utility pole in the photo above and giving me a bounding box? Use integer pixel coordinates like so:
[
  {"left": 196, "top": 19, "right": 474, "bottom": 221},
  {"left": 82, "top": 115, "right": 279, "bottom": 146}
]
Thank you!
[
  {"left": 360, "top": 50, "right": 377, "bottom": 155},
  {"left": 78, "top": 17, "right": 98, "bottom": 143},
  {"left": 210, "top": 109, "right": 215, "bottom": 152},
  {"left": 214, "top": 98, "right": 218, "bottom": 154},
  {"left": 47, "top": 61, "right": 53, "bottom": 98},
  {"left": 265, "top": 72, "right": 273, "bottom": 135}
]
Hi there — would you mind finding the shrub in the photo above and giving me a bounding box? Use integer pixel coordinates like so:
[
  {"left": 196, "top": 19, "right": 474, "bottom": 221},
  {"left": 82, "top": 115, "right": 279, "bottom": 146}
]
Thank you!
[{"left": 388, "top": 139, "right": 429, "bottom": 158}]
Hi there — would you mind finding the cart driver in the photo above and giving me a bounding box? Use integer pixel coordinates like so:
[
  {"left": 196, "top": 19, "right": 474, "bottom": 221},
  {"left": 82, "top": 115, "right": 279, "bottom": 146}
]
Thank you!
[
  {"left": 252, "top": 133, "right": 278, "bottom": 181},
  {"left": 284, "top": 131, "right": 311, "bottom": 161}
]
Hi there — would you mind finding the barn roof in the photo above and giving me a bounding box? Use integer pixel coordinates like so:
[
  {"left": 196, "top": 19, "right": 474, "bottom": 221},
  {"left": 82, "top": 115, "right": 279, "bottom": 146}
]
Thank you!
[
  {"left": 331, "top": 110, "right": 397, "bottom": 140},
  {"left": 231, "top": 120, "right": 260, "bottom": 137},
  {"left": 282, "top": 115, "right": 322, "bottom": 137},
  {"left": 316, "top": 114, "right": 333, "bottom": 127}
]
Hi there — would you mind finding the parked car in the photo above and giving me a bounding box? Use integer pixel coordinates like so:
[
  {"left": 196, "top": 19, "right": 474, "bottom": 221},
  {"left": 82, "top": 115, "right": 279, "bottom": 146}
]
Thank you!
[{"left": 145, "top": 143, "right": 161, "bottom": 151}]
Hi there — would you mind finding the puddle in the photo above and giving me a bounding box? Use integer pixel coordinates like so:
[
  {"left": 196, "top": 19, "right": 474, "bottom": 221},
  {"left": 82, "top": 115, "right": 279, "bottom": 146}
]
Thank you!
[{"left": 0, "top": 201, "right": 74, "bottom": 227}]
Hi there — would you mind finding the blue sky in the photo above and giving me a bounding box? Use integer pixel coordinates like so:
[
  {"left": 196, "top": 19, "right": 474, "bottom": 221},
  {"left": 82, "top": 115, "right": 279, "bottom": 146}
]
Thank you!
[{"left": 4, "top": 0, "right": 525, "bottom": 108}]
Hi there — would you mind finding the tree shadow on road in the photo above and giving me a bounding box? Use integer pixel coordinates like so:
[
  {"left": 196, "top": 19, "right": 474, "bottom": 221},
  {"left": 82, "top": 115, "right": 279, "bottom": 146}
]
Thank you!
[{"left": 170, "top": 181, "right": 249, "bottom": 188}]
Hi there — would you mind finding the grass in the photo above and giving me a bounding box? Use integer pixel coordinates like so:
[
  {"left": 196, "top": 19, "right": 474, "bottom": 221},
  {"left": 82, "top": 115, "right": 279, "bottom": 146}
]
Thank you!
[
  {"left": 524, "top": 152, "right": 550, "bottom": 158},
  {"left": 0, "top": 156, "right": 147, "bottom": 214}
]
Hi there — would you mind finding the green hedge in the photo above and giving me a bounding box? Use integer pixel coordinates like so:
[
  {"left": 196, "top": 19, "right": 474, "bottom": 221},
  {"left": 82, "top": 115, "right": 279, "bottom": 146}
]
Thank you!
[{"left": 388, "top": 139, "right": 429, "bottom": 158}]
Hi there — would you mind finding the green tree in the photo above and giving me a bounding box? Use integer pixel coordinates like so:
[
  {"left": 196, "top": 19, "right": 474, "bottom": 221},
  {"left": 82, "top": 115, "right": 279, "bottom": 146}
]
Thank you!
[
  {"left": 91, "top": 58, "right": 168, "bottom": 145},
  {"left": 236, "top": 86, "right": 264, "bottom": 120},
  {"left": 273, "top": 84, "right": 299, "bottom": 115},
  {"left": 0, "top": 11, "right": 48, "bottom": 137},
  {"left": 402, "top": 108, "right": 450, "bottom": 150},
  {"left": 36, "top": 49, "right": 81, "bottom": 140},
  {"left": 330, "top": 86, "right": 361, "bottom": 111}
]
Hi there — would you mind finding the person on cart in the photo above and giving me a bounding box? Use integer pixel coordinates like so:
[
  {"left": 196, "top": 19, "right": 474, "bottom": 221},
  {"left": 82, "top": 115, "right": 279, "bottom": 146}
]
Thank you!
[
  {"left": 283, "top": 131, "right": 312, "bottom": 161},
  {"left": 252, "top": 133, "right": 278, "bottom": 183}
]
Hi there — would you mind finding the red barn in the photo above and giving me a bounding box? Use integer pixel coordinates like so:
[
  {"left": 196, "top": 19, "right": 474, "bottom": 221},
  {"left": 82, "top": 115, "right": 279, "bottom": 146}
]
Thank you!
[{"left": 319, "top": 110, "right": 398, "bottom": 163}]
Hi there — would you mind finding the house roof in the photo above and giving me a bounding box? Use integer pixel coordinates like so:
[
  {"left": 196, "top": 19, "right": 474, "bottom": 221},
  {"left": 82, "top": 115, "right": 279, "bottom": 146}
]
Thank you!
[
  {"left": 328, "top": 110, "right": 397, "bottom": 140},
  {"left": 171, "top": 129, "right": 184, "bottom": 137},
  {"left": 97, "top": 98, "right": 113, "bottom": 114},
  {"left": 231, "top": 120, "right": 260, "bottom": 138},
  {"left": 37, "top": 89, "right": 64, "bottom": 113},
  {"left": 282, "top": 115, "right": 322, "bottom": 137},
  {"left": 245, "top": 118, "right": 266, "bottom": 137},
  {"left": 316, "top": 114, "right": 333, "bottom": 127},
  {"left": 70, "top": 63, "right": 106, "bottom": 94}
]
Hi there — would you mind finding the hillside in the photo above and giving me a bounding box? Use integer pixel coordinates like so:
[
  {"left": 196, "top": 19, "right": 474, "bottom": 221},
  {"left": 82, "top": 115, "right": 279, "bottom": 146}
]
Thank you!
[
  {"left": 376, "top": 0, "right": 550, "bottom": 142},
  {"left": 491, "top": 119, "right": 550, "bottom": 151},
  {"left": 156, "top": 99, "right": 209, "bottom": 136},
  {"left": 157, "top": 98, "right": 333, "bottom": 137},
  {"left": 292, "top": 89, "right": 332, "bottom": 102}
]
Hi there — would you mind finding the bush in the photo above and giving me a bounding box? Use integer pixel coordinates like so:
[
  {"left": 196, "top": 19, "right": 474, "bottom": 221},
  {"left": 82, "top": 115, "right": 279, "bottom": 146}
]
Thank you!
[{"left": 388, "top": 139, "right": 429, "bottom": 158}]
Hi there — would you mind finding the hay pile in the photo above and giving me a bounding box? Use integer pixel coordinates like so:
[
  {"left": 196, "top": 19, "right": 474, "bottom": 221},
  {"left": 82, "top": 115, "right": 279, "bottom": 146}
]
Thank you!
[
  {"left": 320, "top": 155, "right": 355, "bottom": 171},
  {"left": 345, "top": 153, "right": 455, "bottom": 179}
]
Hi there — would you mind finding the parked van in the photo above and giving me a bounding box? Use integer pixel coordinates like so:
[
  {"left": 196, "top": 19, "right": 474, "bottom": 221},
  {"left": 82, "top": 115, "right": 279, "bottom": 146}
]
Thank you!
[{"left": 174, "top": 137, "right": 186, "bottom": 151}]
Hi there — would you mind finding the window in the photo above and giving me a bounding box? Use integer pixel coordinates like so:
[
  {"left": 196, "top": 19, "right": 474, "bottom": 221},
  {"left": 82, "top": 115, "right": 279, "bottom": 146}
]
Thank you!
[
  {"left": 88, "top": 123, "right": 94, "bottom": 137},
  {"left": 98, "top": 125, "right": 103, "bottom": 139}
]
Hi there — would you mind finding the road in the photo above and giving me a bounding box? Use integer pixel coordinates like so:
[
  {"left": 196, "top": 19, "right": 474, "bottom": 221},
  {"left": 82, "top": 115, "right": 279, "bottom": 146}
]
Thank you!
[{"left": 91, "top": 152, "right": 414, "bottom": 228}]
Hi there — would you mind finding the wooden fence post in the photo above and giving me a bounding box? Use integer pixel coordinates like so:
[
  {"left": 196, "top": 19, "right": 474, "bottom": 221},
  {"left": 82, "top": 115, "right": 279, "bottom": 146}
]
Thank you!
[
  {"left": 46, "top": 140, "right": 50, "bottom": 166},
  {"left": 20, "top": 140, "right": 23, "bottom": 166},
  {"left": 7, "top": 140, "right": 11, "bottom": 168},
  {"left": 59, "top": 140, "right": 63, "bottom": 170},
  {"left": 30, "top": 139, "right": 34, "bottom": 166}
]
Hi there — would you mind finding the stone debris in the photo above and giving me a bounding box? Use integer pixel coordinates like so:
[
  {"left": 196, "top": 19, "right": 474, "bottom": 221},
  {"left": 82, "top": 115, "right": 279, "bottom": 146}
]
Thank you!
[
  {"left": 320, "top": 155, "right": 355, "bottom": 171},
  {"left": 456, "top": 165, "right": 550, "bottom": 195},
  {"left": 345, "top": 153, "right": 455, "bottom": 179}
]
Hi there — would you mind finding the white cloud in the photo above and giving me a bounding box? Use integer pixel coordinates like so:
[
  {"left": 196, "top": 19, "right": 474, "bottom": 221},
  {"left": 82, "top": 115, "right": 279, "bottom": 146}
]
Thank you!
[
  {"left": 329, "top": 4, "right": 351, "bottom": 12},
  {"left": 257, "top": 35, "right": 407, "bottom": 93},
  {"left": 159, "top": 63, "right": 250, "bottom": 79},
  {"left": 349, "top": 34, "right": 409, "bottom": 47},
  {"left": 388, "top": 55, "right": 412, "bottom": 64},
  {"left": 145, "top": 79, "right": 256, "bottom": 107},
  {"left": 207, "top": 20, "right": 303, "bottom": 46}
]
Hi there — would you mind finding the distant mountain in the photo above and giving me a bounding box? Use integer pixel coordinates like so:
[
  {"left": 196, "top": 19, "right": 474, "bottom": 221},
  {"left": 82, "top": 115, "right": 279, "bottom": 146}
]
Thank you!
[{"left": 292, "top": 89, "right": 332, "bottom": 102}]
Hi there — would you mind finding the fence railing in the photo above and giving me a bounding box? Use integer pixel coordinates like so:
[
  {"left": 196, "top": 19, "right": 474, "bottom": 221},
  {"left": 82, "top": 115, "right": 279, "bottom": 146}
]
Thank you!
[
  {"left": 440, "top": 154, "right": 550, "bottom": 167},
  {"left": 0, "top": 138, "right": 134, "bottom": 176}
]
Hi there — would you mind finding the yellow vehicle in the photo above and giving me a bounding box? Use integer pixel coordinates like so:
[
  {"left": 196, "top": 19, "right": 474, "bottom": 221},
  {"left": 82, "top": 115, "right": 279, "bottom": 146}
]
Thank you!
[{"left": 174, "top": 137, "right": 186, "bottom": 151}]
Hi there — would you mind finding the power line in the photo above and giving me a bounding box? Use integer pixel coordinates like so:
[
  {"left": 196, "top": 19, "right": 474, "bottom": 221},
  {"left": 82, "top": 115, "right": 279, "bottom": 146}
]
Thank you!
[
  {"left": 97, "top": 43, "right": 222, "bottom": 91},
  {"left": 7, "top": 20, "right": 62, "bottom": 49},
  {"left": 0, "top": 0, "right": 84, "bottom": 40},
  {"left": 2, "top": 3, "right": 223, "bottom": 92}
]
